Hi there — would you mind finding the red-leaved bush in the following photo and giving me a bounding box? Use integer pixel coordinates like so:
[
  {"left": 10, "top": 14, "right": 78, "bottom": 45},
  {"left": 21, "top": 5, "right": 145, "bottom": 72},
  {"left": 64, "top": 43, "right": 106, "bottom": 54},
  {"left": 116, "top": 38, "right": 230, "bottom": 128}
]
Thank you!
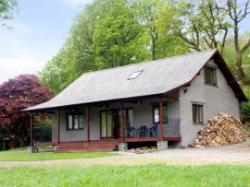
[{"left": 0, "top": 74, "right": 53, "bottom": 146}]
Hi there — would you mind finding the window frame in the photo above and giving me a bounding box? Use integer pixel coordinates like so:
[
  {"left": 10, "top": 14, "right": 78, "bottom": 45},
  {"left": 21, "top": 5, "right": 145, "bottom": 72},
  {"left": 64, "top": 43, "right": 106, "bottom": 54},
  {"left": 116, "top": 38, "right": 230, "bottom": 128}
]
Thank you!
[
  {"left": 204, "top": 66, "right": 217, "bottom": 86},
  {"left": 192, "top": 104, "right": 204, "bottom": 124},
  {"left": 66, "top": 113, "right": 84, "bottom": 130},
  {"left": 128, "top": 70, "right": 143, "bottom": 80},
  {"left": 125, "top": 108, "right": 134, "bottom": 128},
  {"left": 100, "top": 110, "right": 113, "bottom": 139},
  {"left": 100, "top": 108, "right": 134, "bottom": 138},
  {"left": 152, "top": 104, "right": 168, "bottom": 124}
]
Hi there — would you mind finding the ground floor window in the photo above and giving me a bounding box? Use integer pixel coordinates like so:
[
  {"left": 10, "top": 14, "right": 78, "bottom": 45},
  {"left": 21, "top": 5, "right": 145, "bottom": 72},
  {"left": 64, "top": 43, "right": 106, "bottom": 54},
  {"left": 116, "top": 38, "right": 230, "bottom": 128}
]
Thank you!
[
  {"left": 152, "top": 104, "right": 168, "bottom": 124},
  {"left": 192, "top": 104, "right": 204, "bottom": 124},
  {"left": 125, "top": 109, "right": 134, "bottom": 127},
  {"left": 100, "top": 109, "right": 134, "bottom": 138},
  {"left": 67, "top": 114, "right": 84, "bottom": 130},
  {"left": 100, "top": 111, "right": 113, "bottom": 138}
]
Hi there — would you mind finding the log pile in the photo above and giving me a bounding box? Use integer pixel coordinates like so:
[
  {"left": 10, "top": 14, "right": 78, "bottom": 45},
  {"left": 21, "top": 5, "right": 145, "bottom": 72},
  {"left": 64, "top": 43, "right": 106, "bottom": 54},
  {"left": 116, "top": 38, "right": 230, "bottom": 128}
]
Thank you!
[
  {"left": 127, "top": 146, "right": 157, "bottom": 154},
  {"left": 189, "top": 113, "right": 248, "bottom": 148}
]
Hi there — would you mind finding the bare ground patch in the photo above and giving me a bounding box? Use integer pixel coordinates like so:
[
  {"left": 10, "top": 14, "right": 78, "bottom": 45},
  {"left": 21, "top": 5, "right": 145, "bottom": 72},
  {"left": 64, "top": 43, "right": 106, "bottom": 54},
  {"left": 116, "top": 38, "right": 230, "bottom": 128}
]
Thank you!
[{"left": 0, "top": 139, "right": 249, "bottom": 168}]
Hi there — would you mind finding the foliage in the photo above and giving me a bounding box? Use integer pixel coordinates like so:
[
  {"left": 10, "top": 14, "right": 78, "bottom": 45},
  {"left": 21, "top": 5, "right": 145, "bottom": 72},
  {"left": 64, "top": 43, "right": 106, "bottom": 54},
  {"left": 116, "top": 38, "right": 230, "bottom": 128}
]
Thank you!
[
  {"left": 40, "top": 0, "right": 188, "bottom": 93},
  {"left": 135, "top": 0, "right": 188, "bottom": 60},
  {"left": 40, "top": 0, "right": 250, "bottom": 93},
  {"left": 0, "top": 165, "right": 249, "bottom": 186},
  {"left": 240, "top": 102, "right": 250, "bottom": 117},
  {"left": 0, "top": 74, "right": 53, "bottom": 145},
  {"left": 223, "top": 35, "right": 250, "bottom": 76},
  {"left": 158, "top": 0, "right": 230, "bottom": 52},
  {"left": 92, "top": 0, "right": 145, "bottom": 68},
  {"left": 159, "top": 0, "right": 250, "bottom": 82},
  {"left": 226, "top": 0, "right": 250, "bottom": 81},
  {"left": 40, "top": 49, "right": 69, "bottom": 94},
  {"left": 39, "top": 0, "right": 250, "bottom": 119},
  {"left": 0, "top": 150, "right": 116, "bottom": 161},
  {"left": 0, "top": 0, "right": 17, "bottom": 24}
]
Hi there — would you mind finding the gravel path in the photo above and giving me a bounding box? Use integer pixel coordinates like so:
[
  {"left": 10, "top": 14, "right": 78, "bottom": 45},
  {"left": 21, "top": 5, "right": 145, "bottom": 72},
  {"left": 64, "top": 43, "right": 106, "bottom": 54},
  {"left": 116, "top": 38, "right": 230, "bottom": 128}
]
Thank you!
[{"left": 0, "top": 140, "right": 249, "bottom": 168}]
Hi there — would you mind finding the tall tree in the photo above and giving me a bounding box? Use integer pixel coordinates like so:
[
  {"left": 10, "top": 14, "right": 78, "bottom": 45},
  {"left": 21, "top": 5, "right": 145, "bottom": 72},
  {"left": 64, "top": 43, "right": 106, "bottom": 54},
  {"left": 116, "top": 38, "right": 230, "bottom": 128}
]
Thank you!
[
  {"left": 40, "top": 4, "right": 99, "bottom": 93},
  {"left": 198, "top": 0, "right": 229, "bottom": 53},
  {"left": 163, "top": 0, "right": 229, "bottom": 52},
  {"left": 134, "top": 0, "right": 162, "bottom": 60},
  {"left": 40, "top": 0, "right": 149, "bottom": 93},
  {"left": 134, "top": 0, "right": 187, "bottom": 60},
  {"left": 92, "top": 0, "right": 146, "bottom": 68},
  {"left": 0, "top": 75, "right": 53, "bottom": 146},
  {"left": 227, "top": 0, "right": 250, "bottom": 81}
]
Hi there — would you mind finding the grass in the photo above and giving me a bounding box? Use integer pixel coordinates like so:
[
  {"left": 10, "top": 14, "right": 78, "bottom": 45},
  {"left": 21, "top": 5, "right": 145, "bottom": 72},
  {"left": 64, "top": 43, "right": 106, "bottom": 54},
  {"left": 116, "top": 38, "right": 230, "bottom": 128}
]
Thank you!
[
  {"left": 0, "top": 150, "right": 116, "bottom": 161},
  {"left": 0, "top": 165, "right": 249, "bottom": 187}
]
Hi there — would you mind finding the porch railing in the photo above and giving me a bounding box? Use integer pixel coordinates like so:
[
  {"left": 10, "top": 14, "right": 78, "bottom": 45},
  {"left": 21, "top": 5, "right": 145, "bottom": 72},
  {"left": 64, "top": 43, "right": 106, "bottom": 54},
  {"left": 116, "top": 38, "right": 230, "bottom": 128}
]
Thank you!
[
  {"left": 163, "top": 118, "right": 180, "bottom": 137},
  {"left": 124, "top": 118, "right": 180, "bottom": 138}
]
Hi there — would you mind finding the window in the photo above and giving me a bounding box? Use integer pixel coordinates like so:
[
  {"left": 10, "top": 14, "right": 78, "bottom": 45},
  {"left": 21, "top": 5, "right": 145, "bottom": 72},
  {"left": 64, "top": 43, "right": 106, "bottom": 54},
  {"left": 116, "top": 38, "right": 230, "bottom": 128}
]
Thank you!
[
  {"left": 100, "top": 111, "right": 113, "bottom": 138},
  {"left": 67, "top": 114, "right": 84, "bottom": 130},
  {"left": 128, "top": 70, "right": 143, "bottom": 80},
  {"left": 100, "top": 109, "right": 134, "bottom": 138},
  {"left": 192, "top": 104, "right": 203, "bottom": 124},
  {"left": 153, "top": 105, "right": 168, "bottom": 124},
  {"left": 126, "top": 109, "right": 134, "bottom": 127},
  {"left": 204, "top": 67, "right": 217, "bottom": 85}
]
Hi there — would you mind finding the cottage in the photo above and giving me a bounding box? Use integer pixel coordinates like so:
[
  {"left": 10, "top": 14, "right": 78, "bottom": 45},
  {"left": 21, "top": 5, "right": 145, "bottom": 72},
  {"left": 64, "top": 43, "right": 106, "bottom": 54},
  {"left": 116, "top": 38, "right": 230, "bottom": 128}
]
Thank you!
[{"left": 25, "top": 49, "right": 247, "bottom": 152}]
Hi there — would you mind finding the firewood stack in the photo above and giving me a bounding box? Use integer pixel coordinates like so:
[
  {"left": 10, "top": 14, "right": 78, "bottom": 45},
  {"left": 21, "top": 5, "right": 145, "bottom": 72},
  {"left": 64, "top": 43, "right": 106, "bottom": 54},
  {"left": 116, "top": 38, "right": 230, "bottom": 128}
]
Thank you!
[{"left": 189, "top": 113, "right": 248, "bottom": 148}]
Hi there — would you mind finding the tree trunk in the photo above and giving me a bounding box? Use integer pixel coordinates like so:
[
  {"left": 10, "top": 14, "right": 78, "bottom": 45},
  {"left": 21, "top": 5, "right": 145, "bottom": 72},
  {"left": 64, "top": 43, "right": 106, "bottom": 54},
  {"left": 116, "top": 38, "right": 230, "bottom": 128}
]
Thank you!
[
  {"left": 150, "top": 25, "right": 158, "bottom": 60},
  {"left": 152, "top": 37, "right": 156, "bottom": 60},
  {"left": 233, "top": 20, "right": 245, "bottom": 81},
  {"left": 236, "top": 51, "right": 245, "bottom": 81}
]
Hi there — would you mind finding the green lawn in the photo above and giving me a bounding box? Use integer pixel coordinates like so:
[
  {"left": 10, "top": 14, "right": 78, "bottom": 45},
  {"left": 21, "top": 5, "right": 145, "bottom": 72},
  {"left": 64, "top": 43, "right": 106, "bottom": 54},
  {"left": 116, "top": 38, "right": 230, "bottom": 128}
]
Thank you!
[
  {"left": 0, "top": 150, "right": 116, "bottom": 161},
  {"left": 0, "top": 165, "right": 249, "bottom": 187}
]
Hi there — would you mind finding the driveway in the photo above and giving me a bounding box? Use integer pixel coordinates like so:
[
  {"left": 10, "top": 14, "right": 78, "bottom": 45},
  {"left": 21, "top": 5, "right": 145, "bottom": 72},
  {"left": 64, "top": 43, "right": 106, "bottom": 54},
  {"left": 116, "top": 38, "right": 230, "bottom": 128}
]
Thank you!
[{"left": 0, "top": 140, "right": 249, "bottom": 168}]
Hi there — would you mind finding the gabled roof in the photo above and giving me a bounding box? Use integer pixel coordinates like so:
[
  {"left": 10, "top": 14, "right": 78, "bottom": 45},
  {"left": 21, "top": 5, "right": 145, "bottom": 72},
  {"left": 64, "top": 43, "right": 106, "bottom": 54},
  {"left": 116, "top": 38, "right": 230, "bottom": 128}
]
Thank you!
[{"left": 26, "top": 49, "right": 247, "bottom": 111}]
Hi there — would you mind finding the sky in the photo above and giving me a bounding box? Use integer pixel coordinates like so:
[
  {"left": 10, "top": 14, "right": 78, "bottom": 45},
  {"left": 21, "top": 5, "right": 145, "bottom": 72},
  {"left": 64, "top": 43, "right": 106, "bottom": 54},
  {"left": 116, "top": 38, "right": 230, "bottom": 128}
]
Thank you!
[
  {"left": 0, "top": 0, "right": 93, "bottom": 84},
  {"left": 0, "top": 0, "right": 249, "bottom": 84}
]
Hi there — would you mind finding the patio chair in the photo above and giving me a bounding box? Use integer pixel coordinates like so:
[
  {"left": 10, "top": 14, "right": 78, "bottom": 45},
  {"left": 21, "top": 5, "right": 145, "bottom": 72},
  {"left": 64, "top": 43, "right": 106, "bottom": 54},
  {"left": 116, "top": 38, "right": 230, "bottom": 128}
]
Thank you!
[
  {"left": 126, "top": 127, "right": 137, "bottom": 138},
  {"left": 137, "top": 125, "right": 149, "bottom": 137},
  {"left": 149, "top": 124, "right": 158, "bottom": 137}
]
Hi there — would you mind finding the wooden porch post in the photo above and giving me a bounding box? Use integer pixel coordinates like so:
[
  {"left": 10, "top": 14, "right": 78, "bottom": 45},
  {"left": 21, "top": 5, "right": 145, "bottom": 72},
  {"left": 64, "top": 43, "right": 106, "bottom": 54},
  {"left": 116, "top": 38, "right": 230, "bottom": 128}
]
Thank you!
[
  {"left": 86, "top": 106, "right": 90, "bottom": 143},
  {"left": 159, "top": 95, "right": 164, "bottom": 141},
  {"left": 120, "top": 102, "right": 124, "bottom": 142},
  {"left": 29, "top": 113, "right": 33, "bottom": 147},
  {"left": 56, "top": 110, "right": 60, "bottom": 144}
]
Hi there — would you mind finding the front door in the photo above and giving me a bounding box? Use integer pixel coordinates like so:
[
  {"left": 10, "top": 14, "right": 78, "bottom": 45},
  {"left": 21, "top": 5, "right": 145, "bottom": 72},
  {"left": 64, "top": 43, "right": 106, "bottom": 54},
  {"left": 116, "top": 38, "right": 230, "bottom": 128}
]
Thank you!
[{"left": 100, "top": 110, "right": 120, "bottom": 139}]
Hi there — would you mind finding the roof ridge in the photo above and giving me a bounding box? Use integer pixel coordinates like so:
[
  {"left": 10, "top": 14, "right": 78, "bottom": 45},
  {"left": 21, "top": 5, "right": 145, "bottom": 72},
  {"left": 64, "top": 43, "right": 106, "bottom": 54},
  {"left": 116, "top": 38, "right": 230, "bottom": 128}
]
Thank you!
[{"left": 79, "top": 49, "right": 217, "bottom": 76}]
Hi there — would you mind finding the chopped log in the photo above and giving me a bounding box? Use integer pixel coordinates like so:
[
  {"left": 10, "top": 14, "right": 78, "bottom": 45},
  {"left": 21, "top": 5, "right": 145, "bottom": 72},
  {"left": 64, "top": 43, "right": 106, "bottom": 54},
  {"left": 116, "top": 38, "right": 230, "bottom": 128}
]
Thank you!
[{"left": 189, "top": 113, "right": 248, "bottom": 148}]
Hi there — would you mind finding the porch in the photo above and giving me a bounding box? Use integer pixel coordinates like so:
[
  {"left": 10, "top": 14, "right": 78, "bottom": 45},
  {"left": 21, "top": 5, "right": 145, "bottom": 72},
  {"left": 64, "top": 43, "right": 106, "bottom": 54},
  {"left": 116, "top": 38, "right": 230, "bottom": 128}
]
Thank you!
[{"left": 30, "top": 92, "right": 182, "bottom": 152}]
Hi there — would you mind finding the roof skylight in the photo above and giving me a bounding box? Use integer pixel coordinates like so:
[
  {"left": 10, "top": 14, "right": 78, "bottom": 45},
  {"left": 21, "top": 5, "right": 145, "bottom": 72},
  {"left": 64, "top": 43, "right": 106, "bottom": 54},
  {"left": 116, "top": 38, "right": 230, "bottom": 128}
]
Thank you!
[{"left": 128, "top": 70, "right": 143, "bottom": 80}]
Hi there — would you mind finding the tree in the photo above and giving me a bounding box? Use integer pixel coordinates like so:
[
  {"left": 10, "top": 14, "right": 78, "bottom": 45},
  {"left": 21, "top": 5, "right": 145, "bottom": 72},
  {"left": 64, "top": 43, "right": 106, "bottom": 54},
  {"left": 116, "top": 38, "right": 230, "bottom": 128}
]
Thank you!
[
  {"left": 133, "top": 0, "right": 187, "bottom": 60},
  {"left": 134, "top": 0, "right": 163, "bottom": 60},
  {"left": 40, "top": 49, "right": 70, "bottom": 94},
  {"left": 227, "top": 0, "right": 250, "bottom": 81},
  {"left": 0, "top": 0, "right": 17, "bottom": 25},
  {"left": 163, "top": 0, "right": 229, "bottom": 52},
  {"left": 198, "top": 0, "right": 229, "bottom": 53},
  {"left": 40, "top": 0, "right": 149, "bottom": 93},
  {"left": 40, "top": 4, "right": 98, "bottom": 93},
  {"left": 0, "top": 74, "right": 53, "bottom": 146},
  {"left": 92, "top": 0, "right": 146, "bottom": 68}
]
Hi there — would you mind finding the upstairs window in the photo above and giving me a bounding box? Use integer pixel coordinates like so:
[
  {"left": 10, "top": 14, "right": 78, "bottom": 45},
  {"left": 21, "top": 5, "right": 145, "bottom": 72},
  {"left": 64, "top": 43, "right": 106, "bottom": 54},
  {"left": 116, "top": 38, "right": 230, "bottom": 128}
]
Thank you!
[
  {"left": 204, "top": 66, "right": 217, "bottom": 85},
  {"left": 192, "top": 104, "right": 203, "bottom": 124},
  {"left": 67, "top": 114, "right": 84, "bottom": 130},
  {"left": 128, "top": 70, "right": 143, "bottom": 80}
]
